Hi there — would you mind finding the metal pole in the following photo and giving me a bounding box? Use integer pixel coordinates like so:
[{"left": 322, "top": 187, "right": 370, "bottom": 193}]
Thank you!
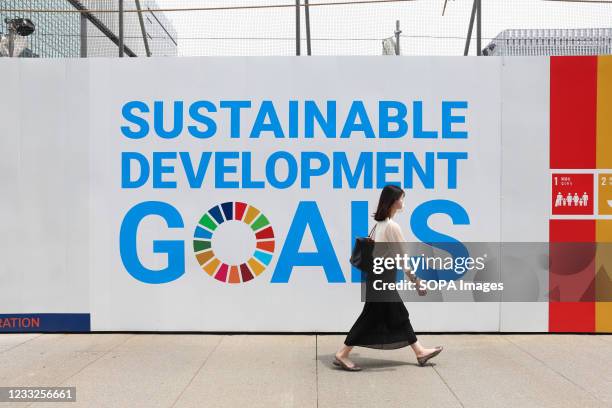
[
  {"left": 476, "top": 0, "right": 482, "bottom": 56},
  {"left": 295, "top": 0, "right": 301, "bottom": 55},
  {"left": 463, "top": 0, "right": 477, "bottom": 56},
  {"left": 119, "top": 0, "right": 124, "bottom": 57},
  {"left": 80, "top": 13, "right": 87, "bottom": 57},
  {"left": 305, "top": 0, "right": 311, "bottom": 55},
  {"left": 7, "top": 28, "right": 15, "bottom": 57},
  {"left": 394, "top": 20, "right": 401, "bottom": 55},
  {"left": 135, "top": 0, "right": 151, "bottom": 56},
  {"left": 67, "top": 0, "right": 137, "bottom": 57}
]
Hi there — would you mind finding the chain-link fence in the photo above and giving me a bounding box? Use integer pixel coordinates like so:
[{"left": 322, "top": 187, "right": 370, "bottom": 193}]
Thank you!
[{"left": 1, "top": 0, "right": 611, "bottom": 58}]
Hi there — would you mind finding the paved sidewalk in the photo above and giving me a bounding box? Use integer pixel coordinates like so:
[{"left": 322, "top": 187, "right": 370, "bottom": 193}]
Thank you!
[{"left": 0, "top": 333, "right": 610, "bottom": 407}]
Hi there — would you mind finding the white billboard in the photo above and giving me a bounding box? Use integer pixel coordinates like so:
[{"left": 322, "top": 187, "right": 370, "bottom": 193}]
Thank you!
[{"left": 0, "top": 57, "right": 553, "bottom": 332}]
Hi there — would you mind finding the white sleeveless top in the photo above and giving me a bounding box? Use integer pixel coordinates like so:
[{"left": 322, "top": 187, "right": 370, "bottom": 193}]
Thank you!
[
  {"left": 373, "top": 217, "right": 407, "bottom": 243},
  {"left": 372, "top": 217, "right": 415, "bottom": 274}
]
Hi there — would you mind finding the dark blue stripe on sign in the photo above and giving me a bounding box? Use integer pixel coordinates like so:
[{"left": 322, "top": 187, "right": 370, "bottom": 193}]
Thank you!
[
  {"left": 0, "top": 313, "right": 90, "bottom": 333},
  {"left": 221, "top": 202, "right": 233, "bottom": 221},
  {"left": 209, "top": 205, "right": 225, "bottom": 224}
]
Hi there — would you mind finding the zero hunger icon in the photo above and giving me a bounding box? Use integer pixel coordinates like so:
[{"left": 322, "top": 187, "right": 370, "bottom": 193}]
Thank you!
[{"left": 193, "top": 201, "right": 275, "bottom": 283}]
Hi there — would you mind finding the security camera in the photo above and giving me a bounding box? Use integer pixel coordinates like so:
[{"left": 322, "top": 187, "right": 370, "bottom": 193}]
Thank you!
[
  {"left": 1, "top": 17, "right": 35, "bottom": 57},
  {"left": 5, "top": 17, "right": 35, "bottom": 36},
  {"left": 482, "top": 43, "right": 496, "bottom": 56}
]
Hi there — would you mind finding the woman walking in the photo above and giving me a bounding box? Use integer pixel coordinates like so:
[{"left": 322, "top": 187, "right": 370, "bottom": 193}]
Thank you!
[{"left": 334, "top": 185, "right": 443, "bottom": 371}]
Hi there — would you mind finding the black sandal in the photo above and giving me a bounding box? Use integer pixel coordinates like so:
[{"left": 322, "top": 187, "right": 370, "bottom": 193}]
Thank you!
[{"left": 417, "top": 346, "right": 443, "bottom": 367}]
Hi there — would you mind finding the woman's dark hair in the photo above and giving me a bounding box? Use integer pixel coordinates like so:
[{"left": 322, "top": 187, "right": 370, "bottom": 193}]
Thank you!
[{"left": 372, "top": 185, "right": 405, "bottom": 221}]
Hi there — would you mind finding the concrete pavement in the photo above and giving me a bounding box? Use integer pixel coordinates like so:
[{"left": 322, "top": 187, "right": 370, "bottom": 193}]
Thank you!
[{"left": 0, "top": 333, "right": 610, "bottom": 407}]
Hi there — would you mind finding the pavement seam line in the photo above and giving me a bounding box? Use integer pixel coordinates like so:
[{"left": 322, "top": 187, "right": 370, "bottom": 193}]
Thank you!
[
  {"left": 431, "top": 365, "right": 465, "bottom": 408},
  {"left": 170, "top": 335, "right": 225, "bottom": 408},
  {"left": 2, "top": 333, "right": 49, "bottom": 408},
  {"left": 593, "top": 335, "right": 612, "bottom": 345},
  {"left": 316, "top": 335, "right": 319, "bottom": 408},
  {"left": 0, "top": 333, "right": 44, "bottom": 355},
  {"left": 502, "top": 336, "right": 605, "bottom": 405},
  {"left": 55, "top": 334, "right": 136, "bottom": 384},
  {"left": 23, "top": 334, "right": 136, "bottom": 408},
  {"left": 6, "top": 334, "right": 68, "bottom": 408}
]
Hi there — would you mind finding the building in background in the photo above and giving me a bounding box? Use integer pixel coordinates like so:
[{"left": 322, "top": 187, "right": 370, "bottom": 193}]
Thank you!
[
  {"left": 483, "top": 28, "right": 612, "bottom": 56},
  {"left": 0, "top": 0, "right": 177, "bottom": 57},
  {"left": 85, "top": 0, "right": 177, "bottom": 57},
  {"left": 1, "top": 0, "right": 79, "bottom": 57}
]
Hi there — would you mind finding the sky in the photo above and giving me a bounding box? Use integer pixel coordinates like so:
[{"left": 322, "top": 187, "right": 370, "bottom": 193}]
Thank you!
[{"left": 153, "top": 0, "right": 612, "bottom": 56}]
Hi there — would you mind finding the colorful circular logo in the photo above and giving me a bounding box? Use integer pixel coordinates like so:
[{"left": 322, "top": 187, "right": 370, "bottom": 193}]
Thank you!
[{"left": 193, "top": 202, "right": 275, "bottom": 283}]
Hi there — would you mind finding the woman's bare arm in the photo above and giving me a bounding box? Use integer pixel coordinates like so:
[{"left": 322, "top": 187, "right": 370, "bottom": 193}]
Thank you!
[{"left": 388, "top": 222, "right": 426, "bottom": 294}]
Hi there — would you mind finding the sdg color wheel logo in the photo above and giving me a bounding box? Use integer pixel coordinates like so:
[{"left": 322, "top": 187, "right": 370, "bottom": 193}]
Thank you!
[{"left": 193, "top": 202, "right": 275, "bottom": 283}]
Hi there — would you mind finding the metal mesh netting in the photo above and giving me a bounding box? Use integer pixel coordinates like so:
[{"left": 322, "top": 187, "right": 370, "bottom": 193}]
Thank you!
[
  {"left": 0, "top": 0, "right": 179, "bottom": 57},
  {"left": 1, "top": 0, "right": 80, "bottom": 57},
  {"left": 0, "top": 0, "right": 611, "bottom": 57},
  {"left": 483, "top": 28, "right": 612, "bottom": 56},
  {"left": 84, "top": 0, "right": 178, "bottom": 57}
]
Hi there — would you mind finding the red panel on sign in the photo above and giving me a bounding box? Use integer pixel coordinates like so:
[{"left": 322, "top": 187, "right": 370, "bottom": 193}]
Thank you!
[
  {"left": 550, "top": 57, "right": 597, "bottom": 169},
  {"left": 550, "top": 218, "right": 595, "bottom": 243},
  {"left": 549, "top": 302, "right": 595, "bottom": 332},
  {"left": 549, "top": 219, "right": 596, "bottom": 331}
]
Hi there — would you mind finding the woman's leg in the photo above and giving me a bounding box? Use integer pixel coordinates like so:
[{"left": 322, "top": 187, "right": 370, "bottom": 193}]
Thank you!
[
  {"left": 335, "top": 344, "right": 353, "bottom": 358},
  {"left": 335, "top": 344, "right": 359, "bottom": 368},
  {"left": 402, "top": 314, "right": 438, "bottom": 358}
]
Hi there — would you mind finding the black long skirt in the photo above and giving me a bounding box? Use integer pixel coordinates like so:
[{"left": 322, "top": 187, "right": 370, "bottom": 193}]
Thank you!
[{"left": 344, "top": 267, "right": 418, "bottom": 350}]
